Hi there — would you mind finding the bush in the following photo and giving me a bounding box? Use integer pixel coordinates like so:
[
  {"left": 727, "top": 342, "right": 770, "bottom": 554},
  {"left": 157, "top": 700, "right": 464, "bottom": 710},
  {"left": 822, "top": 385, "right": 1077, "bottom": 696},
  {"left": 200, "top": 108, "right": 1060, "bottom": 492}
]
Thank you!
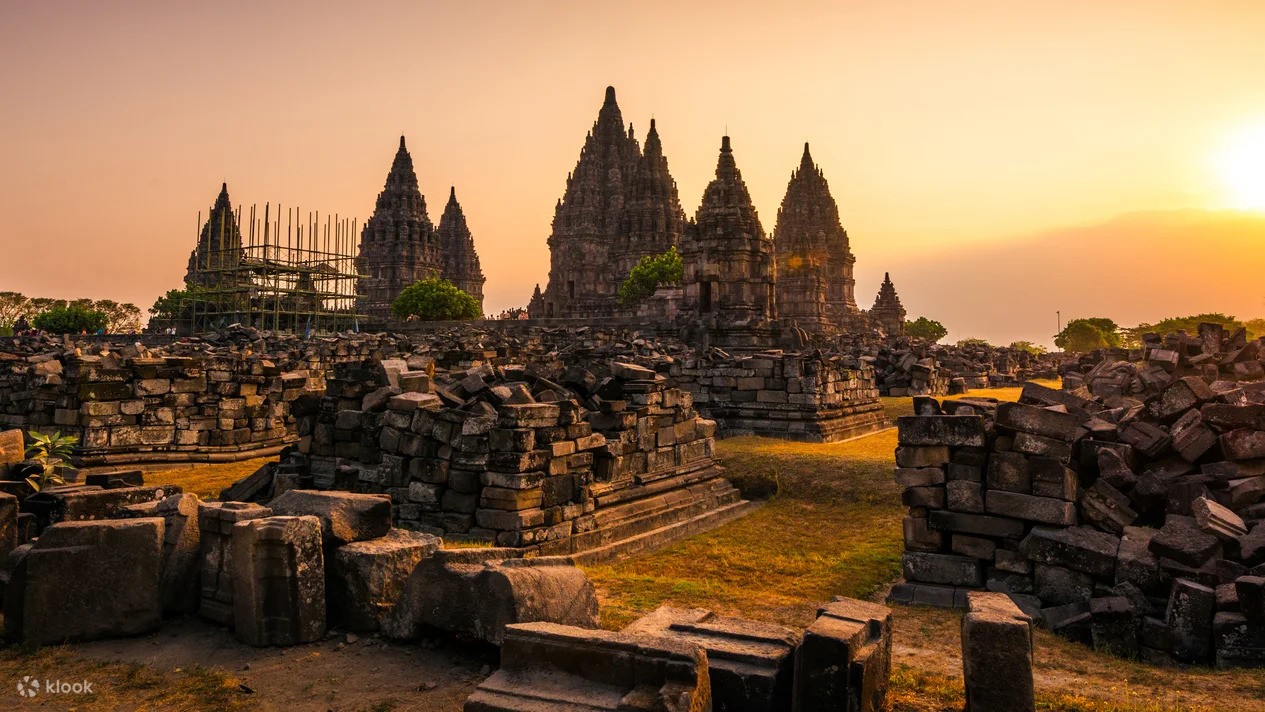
[
  {"left": 905, "top": 317, "right": 948, "bottom": 343},
  {"left": 391, "top": 276, "right": 481, "bottom": 321},
  {"left": 617, "top": 247, "right": 683, "bottom": 307},
  {"left": 32, "top": 305, "right": 108, "bottom": 334},
  {"left": 1008, "top": 340, "right": 1048, "bottom": 355},
  {"left": 955, "top": 337, "right": 992, "bottom": 348}
]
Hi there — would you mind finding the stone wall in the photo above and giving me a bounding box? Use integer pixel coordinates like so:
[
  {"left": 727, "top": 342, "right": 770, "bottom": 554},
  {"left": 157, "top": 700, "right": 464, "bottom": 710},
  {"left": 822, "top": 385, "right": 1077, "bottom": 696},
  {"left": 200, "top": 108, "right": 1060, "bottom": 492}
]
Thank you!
[
  {"left": 0, "top": 332, "right": 407, "bottom": 465},
  {"left": 296, "top": 357, "right": 747, "bottom": 554},
  {"left": 891, "top": 381, "right": 1265, "bottom": 668}
]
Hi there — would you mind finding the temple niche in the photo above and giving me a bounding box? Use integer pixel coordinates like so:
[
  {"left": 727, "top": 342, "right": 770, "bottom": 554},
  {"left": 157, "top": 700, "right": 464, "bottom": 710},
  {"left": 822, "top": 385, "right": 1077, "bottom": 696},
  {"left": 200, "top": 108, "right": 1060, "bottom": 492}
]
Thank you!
[
  {"left": 532, "top": 87, "right": 684, "bottom": 319},
  {"left": 355, "top": 136, "right": 485, "bottom": 321},
  {"left": 679, "top": 136, "right": 778, "bottom": 347},
  {"left": 773, "top": 143, "right": 859, "bottom": 333}
]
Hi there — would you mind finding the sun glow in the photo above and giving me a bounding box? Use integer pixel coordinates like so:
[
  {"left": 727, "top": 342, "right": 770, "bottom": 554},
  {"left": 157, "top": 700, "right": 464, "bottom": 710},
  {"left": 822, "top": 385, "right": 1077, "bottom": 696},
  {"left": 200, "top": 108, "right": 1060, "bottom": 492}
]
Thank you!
[{"left": 1216, "top": 124, "right": 1265, "bottom": 211}]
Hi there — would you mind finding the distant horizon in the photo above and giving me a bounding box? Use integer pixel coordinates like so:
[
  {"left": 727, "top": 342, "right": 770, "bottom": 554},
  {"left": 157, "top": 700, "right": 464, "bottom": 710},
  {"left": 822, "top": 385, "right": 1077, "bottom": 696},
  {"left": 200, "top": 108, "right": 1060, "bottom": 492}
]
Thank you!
[{"left": 4, "top": 1, "right": 1265, "bottom": 347}]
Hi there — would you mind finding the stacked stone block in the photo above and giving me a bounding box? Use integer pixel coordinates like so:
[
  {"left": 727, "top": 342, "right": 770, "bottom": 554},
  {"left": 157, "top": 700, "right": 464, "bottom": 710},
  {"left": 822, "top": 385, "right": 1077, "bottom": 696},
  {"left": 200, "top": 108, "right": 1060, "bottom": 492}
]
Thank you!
[
  {"left": 893, "top": 380, "right": 1265, "bottom": 668},
  {"left": 299, "top": 357, "right": 739, "bottom": 553}
]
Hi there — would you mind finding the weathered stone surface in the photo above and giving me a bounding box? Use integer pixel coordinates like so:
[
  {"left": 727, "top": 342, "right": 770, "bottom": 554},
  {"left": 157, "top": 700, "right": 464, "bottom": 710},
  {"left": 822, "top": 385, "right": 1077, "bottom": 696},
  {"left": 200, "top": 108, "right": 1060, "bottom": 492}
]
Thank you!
[
  {"left": 268, "top": 490, "right": 391, "bottom": 546},
  {"left": 1020, "top": 526, "right": 1120, "bottom": 578},
  {"left": 231, "top": 515, "right": 325, "bottom": 646},
  {"left": 1167, "top": 578, "right": 1216, "bottom": 663},
  {"left": 960, "top": 591, "right": 1034, "bottom": 712},
  {"left": 1089, "top": 596, "right": 1138, "bottom": 659},
  {"left": 4, "top": 518, "right": 163, "bottom": 645},
  {"left": 385, "top": 549, "right": 599, "bottom": 645},
  {"left": 329, "top": 529, "right": 441, "bottom": 632},
  {"left": 25, "top": 484, "right": 181, "bottom": 531},
  {"left": 1149, "top": 516, "right": 1220, "bottom": 568},
  {"left": 1081, "top": 480, "right": 1137, "bottom": 534},
  {"left": 1236, "top": 576, "right": 1265, "bottom": 624},
  {"left": 1214, "top": 611, "right": 1265, "bottom": 669},
  {"left": 902, "top": 552, "right": 983, "bottom": 587},
  {"left": 1192, "top": 496, "right": 1248, "bottom": 540},
  {"left": 198, "top": 501, "right": 273, "bottom": 626},
  {"left": 896, "top": 416, "right": 986, "bottom": 447},
  {"left": 154, "top": 493, "right": 202, "bottom": 613},
  {"left": 986, "top": 491, "right": 1077, "bottom": 526},
  {"left": 996, "top": 402, "right": 1078, "bottom": 441},
  {"left": 927, "top": 511, "right": 1025, "bottom": 538},
  {"left": 1115, "top": 526, "right": 1169, "bottom": 595},
  {"left": 465, "top": 621, "right": 710, "bottom": 712},
  {"left": 624, "top": 606, "right": 800, "bottom": 712},
  {"left": 794, "top": 597, "right": 892, "bottom": 712}
]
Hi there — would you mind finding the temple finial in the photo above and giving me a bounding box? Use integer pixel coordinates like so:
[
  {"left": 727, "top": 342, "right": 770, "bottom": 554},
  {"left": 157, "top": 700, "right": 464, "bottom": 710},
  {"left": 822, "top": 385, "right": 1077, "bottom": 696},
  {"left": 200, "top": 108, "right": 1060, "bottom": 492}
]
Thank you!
[
  {"left": 399, "top": 135, "right": 406, "bottom": 150},
  {"left": 721, "top": 135, "right": 731, "bottom": 152},
  {"left": 604, "top": 86, "right": 616, "bottom": 105}
]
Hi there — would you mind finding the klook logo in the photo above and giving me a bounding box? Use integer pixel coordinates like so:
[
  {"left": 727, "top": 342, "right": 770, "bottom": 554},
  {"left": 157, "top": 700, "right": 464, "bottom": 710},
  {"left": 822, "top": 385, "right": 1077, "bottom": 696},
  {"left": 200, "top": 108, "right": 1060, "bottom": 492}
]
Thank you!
[{"left": 15, "top": 676, "right": 93, "bottom": 698}]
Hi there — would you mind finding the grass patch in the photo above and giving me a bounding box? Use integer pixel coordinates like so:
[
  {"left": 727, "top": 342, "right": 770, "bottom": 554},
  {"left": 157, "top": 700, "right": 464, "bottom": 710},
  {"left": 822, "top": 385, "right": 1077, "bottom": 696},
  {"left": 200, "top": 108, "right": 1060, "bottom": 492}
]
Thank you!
[
  {"left": 0, "top": 646, "right": 248, "bottom": 710},
  {"left": 142, "top": 456, "right": 274, "bottom": 500}
]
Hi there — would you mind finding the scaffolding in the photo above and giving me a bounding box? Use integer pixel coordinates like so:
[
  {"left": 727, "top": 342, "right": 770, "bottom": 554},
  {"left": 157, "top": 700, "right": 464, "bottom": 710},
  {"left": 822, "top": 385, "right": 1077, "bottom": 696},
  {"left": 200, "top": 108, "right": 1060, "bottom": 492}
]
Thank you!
[{"left": 181, "top": 203, "right": 363, "bottom": 335}]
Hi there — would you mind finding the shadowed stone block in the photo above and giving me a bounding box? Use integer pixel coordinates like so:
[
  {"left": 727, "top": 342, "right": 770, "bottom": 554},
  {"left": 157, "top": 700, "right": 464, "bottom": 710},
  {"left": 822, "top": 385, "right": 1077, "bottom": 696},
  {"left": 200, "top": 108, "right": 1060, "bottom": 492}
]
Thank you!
[
  {"left": 961, "top": 591, "right": 1034, "bottom": 712},
  {"left": 1167, "top": 578, "right": 1216, "bottom": 663},
  {"left": 4, "top": 518, "right": 163, "bottom": 645},
  {"left": 198, "top": 501, "right": 272, "bottom": 625},
  {"left": 329, "top": 529, "right": 441, "bottom": 632},
  {"left": 231, "top": 515, "right": 325, "bottom": 646},
  {"left": 624, "top": 606, "right": 800, "bottom": 712},
  {"left": 384, "top": 549, "right": 599, "bottom": 645},
  {"left": 24, "top": 484, "right": 182, "bottom": 531},
  {"left": 464, "top": 622, "right": 711, "bottom": 712},
  {"left": 793, "top": 597, "right": 891, "bottom": 712}
]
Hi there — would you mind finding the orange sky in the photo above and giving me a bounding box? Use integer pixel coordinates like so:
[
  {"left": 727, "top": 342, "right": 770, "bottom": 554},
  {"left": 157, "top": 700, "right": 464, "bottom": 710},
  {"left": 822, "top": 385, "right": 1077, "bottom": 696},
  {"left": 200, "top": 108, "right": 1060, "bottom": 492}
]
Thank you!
[{"left": 3, "top": 1, "right": 1265, "bottom": 345}]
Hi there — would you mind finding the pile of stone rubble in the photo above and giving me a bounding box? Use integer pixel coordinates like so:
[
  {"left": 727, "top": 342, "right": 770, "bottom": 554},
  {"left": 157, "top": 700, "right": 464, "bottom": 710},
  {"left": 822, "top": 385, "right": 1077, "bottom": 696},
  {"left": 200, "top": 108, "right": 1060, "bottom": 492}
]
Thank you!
[
  {"left": 1062, "top": 323, "right": 1265, "bottom": 400},
  {"left": 893, "top": 377, "right": 1265, "bottom": 667}
]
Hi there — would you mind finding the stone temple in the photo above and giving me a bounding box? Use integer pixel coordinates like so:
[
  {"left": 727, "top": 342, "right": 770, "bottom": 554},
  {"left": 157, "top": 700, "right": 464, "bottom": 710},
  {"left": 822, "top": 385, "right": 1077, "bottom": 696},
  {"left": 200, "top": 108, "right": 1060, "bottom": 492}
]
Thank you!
[
  {"left": 869, "top": 272, "right": 906, "bottom": 336},
  {"left": 529, "top": 85, "right": 899, "bottom": 340},
  {"left": 185, "top": 183, "right": 243, "bottom": 287},
  {"left": 773, "top": 143, "right": 860, "bottom": 333},
  {"left": 531, "top": 87, "right": 686, "bottom": 319},
  {"left": 355, "top": 136, "right": 485, "bottom": 321}
]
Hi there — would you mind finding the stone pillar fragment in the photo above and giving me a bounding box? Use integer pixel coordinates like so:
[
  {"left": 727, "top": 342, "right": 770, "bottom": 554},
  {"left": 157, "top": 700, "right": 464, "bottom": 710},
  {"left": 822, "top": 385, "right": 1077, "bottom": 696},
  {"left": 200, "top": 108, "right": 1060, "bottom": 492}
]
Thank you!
[
  {"left": 231, "top": 515, "right": 325, "bottom": 646},
  {"left": 329, "top": 529, "right": 441, "bottom": 631},
  {"left": 197, "top": 501, "right": 272, "bottom": 625},
  {"left": 793, "top": 597, "right": 892, "bottom": 712},
  {"left": 960, "top": 591, "right": 1034, "bottom": 712}
]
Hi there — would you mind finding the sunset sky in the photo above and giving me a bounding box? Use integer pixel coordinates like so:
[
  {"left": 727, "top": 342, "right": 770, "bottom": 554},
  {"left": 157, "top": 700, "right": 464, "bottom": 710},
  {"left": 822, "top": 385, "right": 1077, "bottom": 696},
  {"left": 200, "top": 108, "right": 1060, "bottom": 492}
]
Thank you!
[{"left": 3, "top": 1, "right": 1265, "bottom": 346}]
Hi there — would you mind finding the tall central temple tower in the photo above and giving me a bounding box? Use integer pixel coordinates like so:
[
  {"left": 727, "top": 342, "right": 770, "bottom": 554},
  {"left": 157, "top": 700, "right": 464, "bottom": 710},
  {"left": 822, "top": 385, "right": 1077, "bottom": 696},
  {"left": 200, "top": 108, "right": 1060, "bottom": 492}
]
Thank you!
[
  {"left": 355, "top": 137, "right": 485, "bottom": 320},
  {"left": 532, "top": 87, "right": 684, "bottom": 319}
]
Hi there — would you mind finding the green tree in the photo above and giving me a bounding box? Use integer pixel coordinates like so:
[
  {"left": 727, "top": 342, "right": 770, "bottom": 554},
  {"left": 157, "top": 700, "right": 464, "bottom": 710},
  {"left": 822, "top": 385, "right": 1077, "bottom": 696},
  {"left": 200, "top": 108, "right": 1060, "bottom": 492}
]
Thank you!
[
  {"left": 391, "top": 276, "right": 481, "bottom": 321},
  {"left": 0, "top": 291, "right": 29, "bottom": 335},
  {"left": 1009, "top": 340, "right": 1048, "bottom": 355},
  {"left": 1055, "top": 321, "right": 1112, "bottom": 352},
  {"left": 32, "top": 304, "right": 109, "bottom": 334},
  {"left": 1245, "top": 318, "right": 1265, "bottom": 340},
  {"left": 904, "top": 316, "right": 948, "bottom": 343},
  {"left": 617, "top": 247, "right": 684, "bottom": 307},
  {"left": 93, "top": 300, "right": 143, "bottom": 333},
  {"left": 27, "top": 297, "right": 67, "bottom": 317}
]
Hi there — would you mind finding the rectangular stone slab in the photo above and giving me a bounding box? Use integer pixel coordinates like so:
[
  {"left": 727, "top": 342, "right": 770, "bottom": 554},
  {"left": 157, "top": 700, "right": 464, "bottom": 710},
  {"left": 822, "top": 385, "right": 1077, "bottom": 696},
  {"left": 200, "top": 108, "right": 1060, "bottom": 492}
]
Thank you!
[{"left": 624, "top": 606, "right": 800, "bottom": 712}]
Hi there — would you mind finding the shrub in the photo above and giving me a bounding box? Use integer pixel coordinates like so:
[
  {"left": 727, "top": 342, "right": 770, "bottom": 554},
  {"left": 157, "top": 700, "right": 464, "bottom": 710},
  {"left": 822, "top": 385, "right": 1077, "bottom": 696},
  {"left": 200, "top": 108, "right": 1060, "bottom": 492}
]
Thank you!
[
  {"left": 905, "top": 317, "right": 948, "bottom": 343},
  {"left": 1008, "top": 340, "right": 1048, "bottom": 355},
  {"left": 24, "top": 430, "right": 77, "bottom": 491},
  {"left": 391, "top": 276, "right": 481, "bottom": 321},
  {"left": 32, "top": 304, "right": 108, "bottom": 334},
  {"left": 617, "top": 247, "right": 683, "bottom": 307},
  {"left": 955, "top": 337, "right": 992, "bottom": 348}
]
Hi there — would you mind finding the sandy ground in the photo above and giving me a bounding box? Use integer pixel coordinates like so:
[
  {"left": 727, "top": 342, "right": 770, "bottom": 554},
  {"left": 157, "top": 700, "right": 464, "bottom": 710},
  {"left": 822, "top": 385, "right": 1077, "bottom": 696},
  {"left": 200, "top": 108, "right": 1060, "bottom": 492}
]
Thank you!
[{"left": 70, "top": 619, "right": 493, "bottom": 711}]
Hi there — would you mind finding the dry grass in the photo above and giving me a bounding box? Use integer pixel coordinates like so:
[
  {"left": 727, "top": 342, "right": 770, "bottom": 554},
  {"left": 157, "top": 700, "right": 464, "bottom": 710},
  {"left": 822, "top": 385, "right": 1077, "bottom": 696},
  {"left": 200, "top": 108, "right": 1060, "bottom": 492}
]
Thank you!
[
  {"left": 0, "top": 646, "right": 248, "bottom": 710},
  {"left": 586, "top": 378, "right": 1265, "bottom": 711},
  {"left": 142, "top": 456, "right": 273, "bottom": 500}
]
